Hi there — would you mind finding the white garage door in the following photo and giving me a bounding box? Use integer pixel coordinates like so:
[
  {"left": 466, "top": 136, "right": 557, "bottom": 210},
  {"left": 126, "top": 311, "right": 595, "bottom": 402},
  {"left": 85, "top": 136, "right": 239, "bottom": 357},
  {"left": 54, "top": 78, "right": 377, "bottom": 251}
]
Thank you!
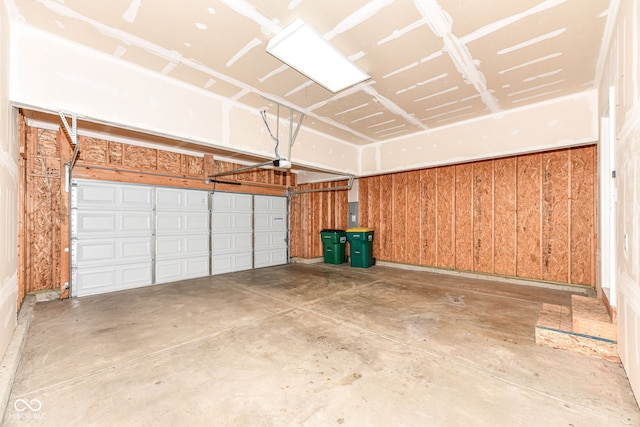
[
  {"left": 254, "top": 195, "right": 288, "bottom": 268},
  {"left": 72, "top": 181, "right": 289, "bottom": 296},
  {"left": 155, "top": 187, "right": 210, "bottom": 284},
  {"left": 73, "top": 180, "right": 154, "bottom": 297},
  {"left": 211, "top": 192, "right": 253, "bottom": 275}
]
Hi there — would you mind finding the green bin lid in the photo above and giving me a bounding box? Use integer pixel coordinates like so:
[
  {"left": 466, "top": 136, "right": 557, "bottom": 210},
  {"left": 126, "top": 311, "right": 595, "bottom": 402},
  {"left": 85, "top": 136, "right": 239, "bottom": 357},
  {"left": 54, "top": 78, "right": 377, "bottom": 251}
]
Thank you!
[{"left": 321, "top": 229, "right": 346, "bottom": 233}]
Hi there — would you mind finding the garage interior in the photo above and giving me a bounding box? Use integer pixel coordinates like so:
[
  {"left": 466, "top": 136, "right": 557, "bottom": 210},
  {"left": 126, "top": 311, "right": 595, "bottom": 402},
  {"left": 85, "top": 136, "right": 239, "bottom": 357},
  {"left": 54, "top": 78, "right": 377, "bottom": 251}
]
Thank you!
[{"left": 0, "top": 0, "right": 640, "bottom": 425}]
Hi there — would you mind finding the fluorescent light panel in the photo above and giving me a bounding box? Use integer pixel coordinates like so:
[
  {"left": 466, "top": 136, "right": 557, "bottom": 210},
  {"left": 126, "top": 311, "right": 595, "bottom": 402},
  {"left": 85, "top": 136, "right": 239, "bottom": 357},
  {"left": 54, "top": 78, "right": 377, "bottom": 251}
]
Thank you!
[{"left": 266, "top": 19, "right": 369, "bottom": 93}]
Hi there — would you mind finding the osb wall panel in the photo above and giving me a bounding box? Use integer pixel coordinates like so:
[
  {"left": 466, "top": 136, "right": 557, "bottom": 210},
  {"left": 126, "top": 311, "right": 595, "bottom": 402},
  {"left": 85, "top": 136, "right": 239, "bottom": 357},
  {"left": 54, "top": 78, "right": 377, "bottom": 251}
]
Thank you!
[
  {"left": 455, "top": 164, "right": 473, "bottom": 271},
  {"left": 20, "top": 123, "right": 295, "bottom": 295},
  {"left": 379, "top": 174, "right": 393, "bottom": 261},
  {"left": 420, "top": 168, "right": 437, "bottom": 267},
  {"left": 493, "top": 157, "right": 517, "bottom": 276},
  {"left": 392, "top": 172, "right": 408, "bottom": 262},
  {"left": 157, "top": 151, "right": 182, "bottom": 172},
  {"left": 436, "top": 167, "right": 456, "bottom": 269},
  {"left": 108, "top": 142, "right": 123, "bottom": 165},
  {"left": 123, "top": 145, "right": 157, "bottom": 170},
  {"left": 406, "top": 173, "right": 421, "bottom": 265},
  {"left": 289, "top": 181, "right": 348, "bottom": 258},
  {"left": 474, "top": 161, "right": 494, "bottom": 273},
  {"left": 78, "top": 137, "right": 107, "bottom": 164},
  {"left": 356, "top": 145, "right": 597, "bottom": 287},
  {"left": 542, "top": 151, "right": 569, "bottom": 282},
  {"left": 570, "top": 146, "right": 596, "bottom": 285},
  {"left": 24, "top": 128, "right": 61, "bottom": 293},
  {"left": 368, "top": 175, "right": 381, "bottom": 260},
  {"left": 516, "top": 154, "right": 542, "bottom": 279}
]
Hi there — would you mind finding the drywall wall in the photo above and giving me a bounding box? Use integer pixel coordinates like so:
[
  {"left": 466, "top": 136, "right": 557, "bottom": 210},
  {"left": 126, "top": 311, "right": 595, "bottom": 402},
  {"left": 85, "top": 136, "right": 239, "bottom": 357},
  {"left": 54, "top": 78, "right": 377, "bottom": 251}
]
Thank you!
[
  {"left": 8, "top": 24, "right": 358, "bottom": 175},
  {"left": 599, "top": 0, "right": 640, "bottom": 404},
  {"left": 0, "top": 1, "right": 18, "bottom": 360},
  {"left": 359, "top": 91, "right": 598, "bottom": 175}
]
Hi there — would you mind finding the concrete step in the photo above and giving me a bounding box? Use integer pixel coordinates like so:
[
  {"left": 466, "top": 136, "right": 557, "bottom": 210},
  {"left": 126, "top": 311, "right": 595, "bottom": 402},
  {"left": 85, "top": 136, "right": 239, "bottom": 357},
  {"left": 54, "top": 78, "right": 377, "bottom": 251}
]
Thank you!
[{"left": 535, "top": 301, "right": 618, "bottom": 362}]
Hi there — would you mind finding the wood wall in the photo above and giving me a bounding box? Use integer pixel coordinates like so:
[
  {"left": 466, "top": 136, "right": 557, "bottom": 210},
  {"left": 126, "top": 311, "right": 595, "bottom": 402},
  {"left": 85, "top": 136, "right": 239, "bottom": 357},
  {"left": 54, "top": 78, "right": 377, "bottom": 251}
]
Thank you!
[
  {"left": 358, "top": 145, "right": 597, "bottom": 286},
  {"left": 19, "top": 123, "right": 63, "bottom": 303},
  {"left": 289, "top": 181, "right": 349, "bottom": 259},
  {"left": 20, "top": 119, "right": 598, "bottom": 298},
  {"left": 19, "top": 120, "right": 295, "bottom": 299}
]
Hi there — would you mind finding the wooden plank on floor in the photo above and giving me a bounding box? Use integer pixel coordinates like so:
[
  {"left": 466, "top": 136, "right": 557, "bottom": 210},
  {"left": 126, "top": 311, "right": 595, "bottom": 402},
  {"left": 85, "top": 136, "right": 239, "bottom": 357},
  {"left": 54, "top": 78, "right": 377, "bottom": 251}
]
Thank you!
[
  {"left": 536, "top": 303, "right": 572, "bottom": 331},
  {"left": 571, "top": 295, "right": 617, "bottom": 341}
]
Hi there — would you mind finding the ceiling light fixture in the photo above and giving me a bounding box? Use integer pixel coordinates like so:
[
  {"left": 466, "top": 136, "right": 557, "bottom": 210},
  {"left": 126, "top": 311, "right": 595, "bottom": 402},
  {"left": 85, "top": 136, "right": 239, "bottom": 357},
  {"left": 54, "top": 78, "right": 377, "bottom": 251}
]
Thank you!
[{"left": 266, "top": 19, "right": 370, "bottom": 93}]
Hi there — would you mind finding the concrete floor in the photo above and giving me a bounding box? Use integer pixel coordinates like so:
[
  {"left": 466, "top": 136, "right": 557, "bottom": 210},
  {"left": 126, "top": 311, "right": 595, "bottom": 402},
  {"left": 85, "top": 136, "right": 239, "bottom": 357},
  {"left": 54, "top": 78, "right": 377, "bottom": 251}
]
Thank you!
[{"left": 4, "top": 264, "right": 639, "bottom": 426}]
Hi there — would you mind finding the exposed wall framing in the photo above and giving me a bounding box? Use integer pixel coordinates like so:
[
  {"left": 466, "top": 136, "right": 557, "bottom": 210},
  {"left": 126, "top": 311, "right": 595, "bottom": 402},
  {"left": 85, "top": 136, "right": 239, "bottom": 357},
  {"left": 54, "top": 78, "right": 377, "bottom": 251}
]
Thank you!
[
  {"left": 19, "top": 118, "right": 295, "bottom": 297},
  {"left": 289, "top": 181, "right": 348, "bottom": 259},
  {"left": 357, "top": 145, "right": 598, "bottom": 286}
]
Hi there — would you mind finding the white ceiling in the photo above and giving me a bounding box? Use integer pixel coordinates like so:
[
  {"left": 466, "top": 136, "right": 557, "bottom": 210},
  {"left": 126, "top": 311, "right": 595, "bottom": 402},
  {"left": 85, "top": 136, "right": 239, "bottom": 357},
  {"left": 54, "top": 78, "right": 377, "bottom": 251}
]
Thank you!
[{"left": 9, "top": 0, "right": 610, "bottom": 146}]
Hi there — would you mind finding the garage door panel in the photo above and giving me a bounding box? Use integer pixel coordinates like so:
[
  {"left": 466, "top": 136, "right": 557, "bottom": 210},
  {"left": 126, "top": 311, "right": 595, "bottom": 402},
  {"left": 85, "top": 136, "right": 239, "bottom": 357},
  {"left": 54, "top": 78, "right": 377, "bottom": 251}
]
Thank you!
[
  {"left": 75, "top": 262, "right": 152, "bottom": 297},
  {"left": 121, "top": 187, "right": 153, "bottom": 208},
  {"left": 254, "top": 249, "right": 287, "bottom": 268},
  {"left": 212, "top": 192, "right": 252, "bottom": 212},
  {"left": 211, "top": 252, "right": 252, "bottom": 275},
  {"left": 156, "top": 235, "right": 209, "bottom": 259},
  {"left": 254, "top": 195, "right": 287, "bottom": 213},
  {"left": 77, "top": 185, "right": 117, "bottom": 206},
  {"left": 254, "top": 231, "right": 287, "bottom": 249},
  {"left": 76, "top": 237, "right": 152, "bottom": 265},
  {"left": 156, "top": 187, "right": 208, "bottom": 211},
  {"left": 77, "top": 181, "right": 152, "bottom": 210},
  {"left": 211, "top": 255, "right": 232, "bottom": 274},
  {"left": 212, "top": 213, "right": 252, "bottom": 232},
  {"left": 232, "top": 252, "right": 253, "bottom": 271},
  {"left": 121, "top": 213, "right": 154, "bottom": 234},
  {"left": 77, "top": 211, "right": 153, "bottom": 237},
  {"left": 156, "top": 212, "right": 209, "bottom": 234},
  {"left": 156, "top": 256, "right": 210, "bottom": 284},
  {"left": 254, "top": 213, "right": 286, "bottom": 231},
  {"left": 211, "top": 232, "right": 252, "bottom": 254}
]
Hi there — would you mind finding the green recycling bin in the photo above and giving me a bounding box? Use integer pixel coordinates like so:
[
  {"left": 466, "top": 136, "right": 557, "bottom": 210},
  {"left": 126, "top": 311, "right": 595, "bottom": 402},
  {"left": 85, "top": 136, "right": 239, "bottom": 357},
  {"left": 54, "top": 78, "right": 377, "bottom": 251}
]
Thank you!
[
  {"left": 346, "top": 228, "right": 375, "bottom": 268},
  {"left": 320, "top": 229, "right": 347, "bottom": 264}
]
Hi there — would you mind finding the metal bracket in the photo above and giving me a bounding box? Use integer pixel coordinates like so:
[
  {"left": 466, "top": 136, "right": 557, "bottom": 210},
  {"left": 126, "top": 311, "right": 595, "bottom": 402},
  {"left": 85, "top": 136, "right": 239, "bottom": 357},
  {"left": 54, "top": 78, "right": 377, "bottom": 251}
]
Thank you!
[{"left": 58, "top": 111, "right": 82, "bottom": 192}]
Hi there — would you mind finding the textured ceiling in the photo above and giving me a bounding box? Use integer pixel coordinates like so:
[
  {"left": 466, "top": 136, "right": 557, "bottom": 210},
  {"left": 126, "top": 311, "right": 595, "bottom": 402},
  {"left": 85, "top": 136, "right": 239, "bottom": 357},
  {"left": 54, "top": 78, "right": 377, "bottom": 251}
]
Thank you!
[{"left": 10, "top": 0, "right": 610, "bottom": 145}]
